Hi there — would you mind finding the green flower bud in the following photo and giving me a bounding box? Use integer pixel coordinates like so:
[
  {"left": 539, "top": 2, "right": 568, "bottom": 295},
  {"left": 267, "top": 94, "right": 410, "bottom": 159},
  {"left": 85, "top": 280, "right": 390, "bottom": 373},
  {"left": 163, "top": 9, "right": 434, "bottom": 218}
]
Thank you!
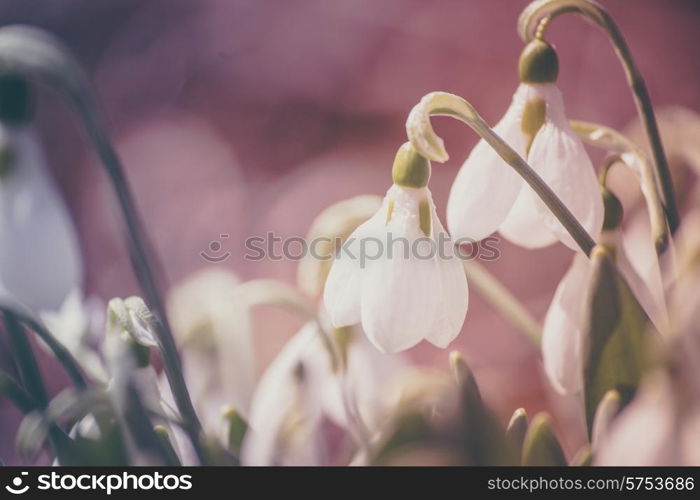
[
  {"left": 392, "top": 142, "right": 430, "bottom": 188},
  {"left": 0, "top": 75, "right": 34, "bottom": 126},
  {"left": 519, "top": 39, "right": 559, "bottom": 84},
  {"left": 601, "top": 187, "right": 624, "bottom": 230}
]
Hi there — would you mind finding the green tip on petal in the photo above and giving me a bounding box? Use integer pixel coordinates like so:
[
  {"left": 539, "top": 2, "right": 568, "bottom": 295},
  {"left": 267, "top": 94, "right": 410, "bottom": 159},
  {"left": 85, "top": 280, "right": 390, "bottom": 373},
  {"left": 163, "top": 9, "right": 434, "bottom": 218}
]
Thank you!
[
  {"left": 521, "top": 98, "right": 546, "bottom": 155},
  {"left": 519, "top": 39, "right": 559, "bottom": 84},
  {"left": 392, "top": 142, "right": 430, "bottom": 188},
  {"left": 0, "top": 75, "right": 34, "bottom": 126}
]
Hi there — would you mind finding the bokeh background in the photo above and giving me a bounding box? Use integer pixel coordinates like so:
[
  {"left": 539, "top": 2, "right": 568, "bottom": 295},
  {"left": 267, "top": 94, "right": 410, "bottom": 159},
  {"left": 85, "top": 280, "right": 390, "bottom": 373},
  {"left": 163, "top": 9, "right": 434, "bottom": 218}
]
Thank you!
[{"left": 0, "top": 0, "right": 698, "bottom": 464}]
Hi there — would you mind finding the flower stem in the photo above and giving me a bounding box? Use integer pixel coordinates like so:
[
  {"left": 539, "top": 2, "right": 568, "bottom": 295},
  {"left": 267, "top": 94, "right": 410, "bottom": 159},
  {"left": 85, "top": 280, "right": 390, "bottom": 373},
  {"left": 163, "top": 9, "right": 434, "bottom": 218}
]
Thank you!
[
  {"left": 0, "top": 369, "right": 38, "bottom": 413},
  {"left": 406, "top": 91, "right": 596, "bottom": 256},
  {"left": 4, "top": 311, "right": 48, "bottom": 407},
  {"left": 0, "top": 304, "right": 87, "bottom": 390},
  {"left": 462, "top": 261, "right": 541, "bottom": 347},
  {"left": 518, "top": 0, "right": 679, "bottom": 233},
  {"left": 0, "top": 26, "right": 205, "bottom": 462},
  {"left": 570, "top": 120, "right": 670, "bottom": 255}
]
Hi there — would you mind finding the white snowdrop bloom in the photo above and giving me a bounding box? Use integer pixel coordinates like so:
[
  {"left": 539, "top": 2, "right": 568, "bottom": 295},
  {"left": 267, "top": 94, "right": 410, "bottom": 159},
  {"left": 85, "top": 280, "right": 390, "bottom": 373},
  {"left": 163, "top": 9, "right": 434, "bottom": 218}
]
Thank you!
[
  {"left": 241, "top": 322, "right": 328, "bottom": 466},
  {"left": 446, "top": 40, "right": 603, "bottom": 251},
  {"left": 323, "top": 143, "right": 468, "bottom": 353},
  {"left": 241, "top": 319, "right": 408, "bottom": 466},
  {"left": 542, "top": 192, "right": 659, "bottom": 394},
  {"left": 166, "top": 268, "right": 255, "bottom": 423},
  {"left": 0, "top": 125, "right": 82, "bottom": 312}
]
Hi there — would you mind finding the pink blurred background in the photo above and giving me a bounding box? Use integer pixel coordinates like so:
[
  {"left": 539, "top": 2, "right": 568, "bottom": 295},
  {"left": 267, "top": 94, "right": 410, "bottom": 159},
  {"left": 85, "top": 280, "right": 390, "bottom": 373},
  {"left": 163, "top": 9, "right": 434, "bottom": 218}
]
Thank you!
[{"left": 0, "top": 0, "right": 698, "bottom": 464}]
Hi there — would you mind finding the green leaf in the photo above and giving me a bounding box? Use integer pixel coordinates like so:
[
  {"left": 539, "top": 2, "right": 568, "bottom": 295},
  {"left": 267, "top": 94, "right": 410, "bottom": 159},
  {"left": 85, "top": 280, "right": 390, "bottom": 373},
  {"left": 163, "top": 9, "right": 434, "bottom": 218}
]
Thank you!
[
  {"left": 450, "top": 353, "right": 516, "bottom": 465},
  {"left": 583, "top": 246, "right": 656, "bottom": 435},
  {"left": 521, "top": 412, "right": 566, "bottom": 466},
  {"left": 506, "top": 408, "right": 528, "bottom": 464}
]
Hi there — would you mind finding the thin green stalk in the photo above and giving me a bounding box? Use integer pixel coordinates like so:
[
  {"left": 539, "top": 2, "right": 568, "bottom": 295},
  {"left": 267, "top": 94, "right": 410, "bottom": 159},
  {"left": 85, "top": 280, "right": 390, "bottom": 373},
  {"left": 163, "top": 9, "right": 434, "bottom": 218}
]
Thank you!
[
  {"left": 462, "top": 261, "right": 541, "bottom": 347},
  {"left": 570, "top": 120, "right": 670, "bottom": 255},
  {"left": 0, "top": 369, "right": 37, "bottom": 413},
  {"left": 0, "top": 305, "right": 87, "bottom": 390},
  {"left": 518, "top": 0, "right": 679, "bottom": 232},
  {"left": 0, "top": 26, "right": 205, "bottom": 461},
  {"left": 406, "top": 91, "right": 596, "bottom": 256},
  {"left": 4, "top": 311, "right": 47, "bottom": 407}
]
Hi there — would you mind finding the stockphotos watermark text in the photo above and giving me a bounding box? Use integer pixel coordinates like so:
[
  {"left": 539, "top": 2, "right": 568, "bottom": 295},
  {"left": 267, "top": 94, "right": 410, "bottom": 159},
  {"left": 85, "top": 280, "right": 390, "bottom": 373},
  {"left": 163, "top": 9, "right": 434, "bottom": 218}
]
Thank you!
[{"left": 201, "top": 232, "right": 502, "bottom": 266}]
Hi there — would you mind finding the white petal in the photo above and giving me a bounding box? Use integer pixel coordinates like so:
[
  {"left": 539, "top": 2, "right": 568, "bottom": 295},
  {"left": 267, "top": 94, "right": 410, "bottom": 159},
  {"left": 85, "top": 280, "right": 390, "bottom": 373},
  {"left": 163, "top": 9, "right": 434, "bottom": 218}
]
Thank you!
[
  {"left": 359, "top": 186, "right": 441, "bottom": 353},
  {"left": 446, "top": 85, "right": 535, "bottom": 241},
  {"left": 529, "top": 125, "right": 603, "bottom": 250},
  {"left": 323, "top": 208, "right": 386, "bottom": 327},
  {"left": 0, "top": 128, "right": 83, "bottom": 311},
  {"left": 541, "top": 252, "right": 591, "bottom": 395},
  {"left": 616, "top": 236, "right": 666, "bottom": 331},
  {"left": 424, "top": 214, "right": 468, "bottom": 348},
  {"left": 241, "top": 323, "right": 329, "bottom": 466},
  {"left": 497, "top": 184, "right": 559, "bottom": 248},
  {"left": 620, "top": 215, "right": 668, "bottom": 329},
  {"left": 499, "top": 85, "right": 603, "bottom": 250}
]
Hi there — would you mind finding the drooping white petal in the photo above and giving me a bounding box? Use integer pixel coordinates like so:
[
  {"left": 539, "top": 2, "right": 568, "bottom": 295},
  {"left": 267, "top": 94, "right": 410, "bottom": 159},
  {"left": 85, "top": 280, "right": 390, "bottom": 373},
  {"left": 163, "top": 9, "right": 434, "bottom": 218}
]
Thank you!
[
  {"left": 323, "top": 209, "right": 386, "bottom": 328},
  {"left": 359, "top": 186, "right": 441, "bottom": 353},
  {"left": 424, "top": 213, "right": 468, "bottom": 348},
  {"left": 527, "top": 86, "right": 603, "bottom": 250},
  {"left": 167, "top": 269, "right": 255, "bottom": 417},
  {"left": 620, "top": 214, "right": 668, "bottom": 329},
  {"left": 0, "top": 128, "right": 83, "bottom": 311},
  {"left": 615, "top": 235, "right": 667, "bottom": 331},
  {"left": 321, "top": 328, "right": 408, "bottom": 431},
  {"left": 241, "top": 323, "right": 328, "bottom": 466},
  {"left": 446, "top": 85, "right": 539, "bottom": 241},
  {"left": 497, "top": 186, "right": 559, "bottom": 248},
  {"left": 541, "top": 252, "right": 591, "bottom": 395}
]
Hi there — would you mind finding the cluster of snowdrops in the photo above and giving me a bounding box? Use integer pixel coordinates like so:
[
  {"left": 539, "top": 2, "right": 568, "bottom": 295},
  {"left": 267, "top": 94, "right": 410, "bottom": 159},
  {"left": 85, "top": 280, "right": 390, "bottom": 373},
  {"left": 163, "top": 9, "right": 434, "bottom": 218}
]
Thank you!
[{"left": 0, "top": 0, "right": 699, "bottom": 466}]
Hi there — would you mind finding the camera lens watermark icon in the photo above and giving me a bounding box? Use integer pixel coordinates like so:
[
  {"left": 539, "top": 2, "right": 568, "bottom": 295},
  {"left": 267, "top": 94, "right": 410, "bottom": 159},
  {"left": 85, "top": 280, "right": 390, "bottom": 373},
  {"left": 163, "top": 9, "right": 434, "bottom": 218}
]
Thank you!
[
  {"left": 200, "top": 234, "right": 231, "bottom": 263},
  {"left": 5, "top": 472, "right": 29, "bottom": 495}
]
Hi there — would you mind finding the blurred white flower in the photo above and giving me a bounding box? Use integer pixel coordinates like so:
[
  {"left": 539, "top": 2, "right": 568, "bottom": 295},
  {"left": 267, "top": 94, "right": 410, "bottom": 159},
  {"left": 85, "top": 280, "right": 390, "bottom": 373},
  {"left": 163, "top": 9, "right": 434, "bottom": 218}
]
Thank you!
[
  {"left": 0, "top": 126, "right": 82, "bottom": 311},
  {"left": 595, "top": 373, "right": 700, "bottom": 466},
  {"left": 166, "top": 268, "right": 255, "bottom": 425},
  {"left": 241, "top": 320, "right": 407, "bottom": 465},
  {"left": 446, "top": 82, "right": 603, "bottom": 250},
  {"left": 324, "top": 182, "right": 468, "bottom": 353}
]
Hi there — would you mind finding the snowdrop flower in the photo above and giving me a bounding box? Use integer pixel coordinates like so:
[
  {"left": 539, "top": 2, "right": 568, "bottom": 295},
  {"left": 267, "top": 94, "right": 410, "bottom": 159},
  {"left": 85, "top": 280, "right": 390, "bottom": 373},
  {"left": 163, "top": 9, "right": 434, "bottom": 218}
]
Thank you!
[
  {"left": 446, "top": 40, "right": 603, "bottom": 250},
  {"left": 0, "top": 76, "right": 82, "bottom": 313},
  {"left": 542, "top": 189, "right": 659, "bottom": 394},
  {"left": 241, "top": 319, "right": 407, "bottom": 466},
  {"left": 323, "top": 142, "right": 468, "bottom": 353},
  {"left": 166, "top": 268, "right": 255, "bottom": 424}
]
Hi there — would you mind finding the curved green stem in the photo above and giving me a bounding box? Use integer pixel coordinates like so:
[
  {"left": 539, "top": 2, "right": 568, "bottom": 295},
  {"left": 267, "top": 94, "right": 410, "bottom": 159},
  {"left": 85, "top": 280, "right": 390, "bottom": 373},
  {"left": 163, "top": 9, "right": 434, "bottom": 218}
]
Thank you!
[
  {"left": 406, "top": 91, "right": 596, "bottom": 256},
  {"left": 4, "top": 311, "right": 47, "bottom": 406},
  {"left": 0, "top": 304, "right": 87, "bottom": 390},
  {"left": 518, "top": 0, "right": 679, "bottom": 233},
  {"left": 462, "top": 261, "right": 541, "bottom": 347},
  {"left": 570, "top": 120, "right": 670, "bottom": 255},
  {"left": 0, "top": 369, "right": 37, "bottom": 413},
  {"left": 0, "top": 26, "right": 204, "bottom": 461}
]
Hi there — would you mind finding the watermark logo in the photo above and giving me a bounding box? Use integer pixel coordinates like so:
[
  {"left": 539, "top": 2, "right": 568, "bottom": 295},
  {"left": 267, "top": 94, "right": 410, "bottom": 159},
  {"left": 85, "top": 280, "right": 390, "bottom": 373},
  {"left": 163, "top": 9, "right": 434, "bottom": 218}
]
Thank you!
[
  {"left": 200, "top": 234, "right": 231, "bottom": 263},
  {"left": 5, "top": 472, "right": 29, "bottom": 495}
]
